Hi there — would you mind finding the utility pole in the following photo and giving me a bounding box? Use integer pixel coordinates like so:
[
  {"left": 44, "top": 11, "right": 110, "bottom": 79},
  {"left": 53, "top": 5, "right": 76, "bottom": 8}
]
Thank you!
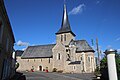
[{"left": 96, "top": 38, "right": 100, "bottom": 69}]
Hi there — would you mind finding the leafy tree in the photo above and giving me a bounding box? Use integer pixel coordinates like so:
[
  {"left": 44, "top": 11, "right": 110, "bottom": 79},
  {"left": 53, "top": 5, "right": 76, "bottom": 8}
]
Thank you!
[
  {"left": 115, "top": 53, "right": 120, "bottom": 80},
  {"left": 100, "top": 55, "right": 109, "bottom": 80},
  {"left": 100, "top": 56, "right": 107, "bottom": 69}
]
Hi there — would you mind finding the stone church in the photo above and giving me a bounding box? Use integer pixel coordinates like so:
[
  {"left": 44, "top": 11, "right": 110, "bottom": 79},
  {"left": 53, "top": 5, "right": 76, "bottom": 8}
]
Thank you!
[{"left": 17, "top": 4, "right": 96, "bottom": 73}]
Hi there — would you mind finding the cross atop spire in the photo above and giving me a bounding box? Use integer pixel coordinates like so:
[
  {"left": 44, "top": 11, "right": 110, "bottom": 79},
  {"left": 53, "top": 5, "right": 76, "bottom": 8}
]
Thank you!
[
  {"left": 64, "top": 0, "right": 66, "bottom": 4},
  {"left": 56, "top": 2, "right": 76, "bottom": 36}
]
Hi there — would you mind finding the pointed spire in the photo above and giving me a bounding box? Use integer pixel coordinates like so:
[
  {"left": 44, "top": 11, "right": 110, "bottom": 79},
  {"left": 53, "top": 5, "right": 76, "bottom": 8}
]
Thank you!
[{"left": 56, "top": 3, "right": 76, "bottom": 36}]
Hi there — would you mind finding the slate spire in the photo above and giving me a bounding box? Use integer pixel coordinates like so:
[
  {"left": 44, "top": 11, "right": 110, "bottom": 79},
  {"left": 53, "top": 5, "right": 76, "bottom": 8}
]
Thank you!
[{"left": 56, "top": 3, "right": 76, "bottom": 36}]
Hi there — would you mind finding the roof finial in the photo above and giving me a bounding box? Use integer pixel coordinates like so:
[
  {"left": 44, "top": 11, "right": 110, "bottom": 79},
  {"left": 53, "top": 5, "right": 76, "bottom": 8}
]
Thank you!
[
  {"left": 64, "top": 0, "right": 66, "bottom": 5},
  {"left": 64, "top": 0, "right": 67, "bottom": 12}
]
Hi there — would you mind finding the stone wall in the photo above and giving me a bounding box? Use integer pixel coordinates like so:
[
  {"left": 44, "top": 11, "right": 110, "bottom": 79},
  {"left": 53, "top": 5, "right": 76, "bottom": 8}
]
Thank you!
[
  {"left": 75, "top": 52, "right": 95, "bottom": 73},
  {"left": 56, "top": 33, "right": 75, "bottom": 45},
  {"left": 64, "top": 61, "right": 82, "bottom": 73},
  {"left": 17, "top": 57, "right": 53, "bottom": 72},
  {"left": 52, "top": 43, "right": 66, "bottom": 71}
]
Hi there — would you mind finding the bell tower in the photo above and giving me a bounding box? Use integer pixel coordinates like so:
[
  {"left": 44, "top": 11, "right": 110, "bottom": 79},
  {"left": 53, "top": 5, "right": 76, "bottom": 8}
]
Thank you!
[{"left": 56, "top": 3, "right": 76, "bottom": 45}]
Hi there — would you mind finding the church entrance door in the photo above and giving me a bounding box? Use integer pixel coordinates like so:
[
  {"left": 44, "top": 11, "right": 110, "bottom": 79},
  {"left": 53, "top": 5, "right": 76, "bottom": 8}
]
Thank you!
[{"left": 39, "top": 65, "right": 42, "bottom": 71}]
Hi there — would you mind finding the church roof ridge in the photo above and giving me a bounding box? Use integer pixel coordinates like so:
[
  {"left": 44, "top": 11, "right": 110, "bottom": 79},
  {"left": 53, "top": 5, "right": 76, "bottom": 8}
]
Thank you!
[
  {"left": 28, "top": 44, "right": 56, "bottom": 47},
  {"left": 74, "top": 40, "right": 87, "bottom": 42}
]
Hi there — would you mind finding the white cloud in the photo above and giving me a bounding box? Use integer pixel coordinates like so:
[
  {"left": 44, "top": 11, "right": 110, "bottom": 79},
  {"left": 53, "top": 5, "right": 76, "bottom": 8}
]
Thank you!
[
  {"left": 107, "top": 45, "right": 112, "bottom": 49},
  {"left": 31, "top": 44, "right": 37, "bottom": 46},
  {"left": 68, "top": 4, "right": 85, "bottom": 15},
  {"left": 16, "top": 40, "right": 29, "bottom": 46},
  {"left": 22, "top": 47, "right": 27, "bottom": 51},
  {"left": 96, "top": 1, "right": 100, "bottom": 4},
  {"left": 117, "top": 49, "right": 120, "bottom": 53},
  {"left": 52, "top": 40, "right": 56, "bottom": 44},
  {"left": 116, "top": 37, "right": 120, "bottom": 41}
]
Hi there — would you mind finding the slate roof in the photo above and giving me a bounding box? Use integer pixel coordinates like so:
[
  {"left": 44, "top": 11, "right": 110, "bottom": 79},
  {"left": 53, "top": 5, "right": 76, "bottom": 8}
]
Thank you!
[
  {"left": 70, "top": 40, "right": 94, "bottom": 52},
  {"left": 68, "top": 61, "right": 81, "bottom": 65},
  {"left": 21, "top": 44, "right": 55, "bottom": 59},
  {"left": 56, "top": 4, "right": 75, "bottom": 36},
  {"left": 15, "top": 50, "right": 24, "bottom": 57}
]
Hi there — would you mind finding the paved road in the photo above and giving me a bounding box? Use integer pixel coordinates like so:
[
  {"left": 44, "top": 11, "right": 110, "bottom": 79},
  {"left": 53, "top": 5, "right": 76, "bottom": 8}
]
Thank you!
[{"left": 22, "top": 71, "right": 95, "bottom": 80}]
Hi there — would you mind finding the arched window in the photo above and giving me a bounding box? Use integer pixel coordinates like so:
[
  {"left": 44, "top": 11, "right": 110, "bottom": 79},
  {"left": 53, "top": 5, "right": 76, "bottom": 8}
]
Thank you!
[
  {"left": 27, "top": 59, "right": 29, "bottom": 62},
  {"left": 88, "top": 57, "right": 90, "bottom": 62},
  {"left": 81, "top": 57, "right": 83, "bottom": 61},
  {"left": 41, "top": 59, "right": 42, "bottom": 62},
  {"left": 61, "top": 35, "right": 63, "bottom": 42},
  {"left": 74, "top": 66, "right": 75, "bottom": 69},
  {"left": 49, "top": 58, "right": 50, "bottom": 63},
  {"left": 64, "top": 34, "right": 66, "bottom": 41},
  {"left": 58, "top": 53, "right": 60, "bottom": 60}
]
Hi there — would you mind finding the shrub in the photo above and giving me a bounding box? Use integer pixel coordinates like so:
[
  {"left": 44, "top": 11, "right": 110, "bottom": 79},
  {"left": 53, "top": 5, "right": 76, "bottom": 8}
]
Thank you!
[
  {"left": 94, "top": 66, "right": 100, "bottom": 76},
  {"left": 52, "top": 68, "right": 57, "bottom": 72},
  {"left": 57, "top": 70, "right": 63, "bottom": 73}
]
